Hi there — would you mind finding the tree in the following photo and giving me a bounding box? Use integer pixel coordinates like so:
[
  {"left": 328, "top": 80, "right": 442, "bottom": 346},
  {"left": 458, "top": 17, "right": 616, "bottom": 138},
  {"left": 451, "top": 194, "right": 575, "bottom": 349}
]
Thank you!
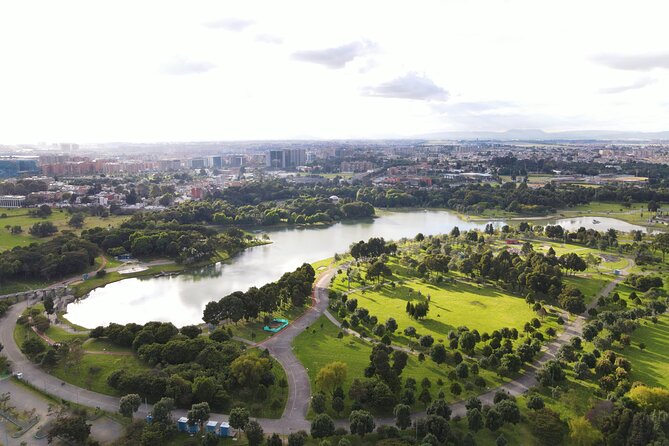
[
  {"left": 22, "top": 337, "right": 45, "bottom": 356},
  {"left": 180, "top": 325, "right": 202, "bottom": 339},
  {"left": 427, "top": 399, "right": 452, "bottom": 420},
  {"left": 628, "top": 385, "right": 669, "bottom": 412},
  {"left": 230, "top": 354, "right": 270, "bottom": 388},
  {"left": 529, "top": 408, "right": 567, "bottom": 446},
  {"left": 187, "top": 402, "right": 210, "bottom": 431},
  {"left": 44, "top": 295, "right": 55, "bottom": 315},
  {"left": 495, "top": 434, "right": 508, "bottom": 446},
  {"left": 311, "top": 393, "right": 326, "bottom": 414},
  {"left": 485, "top": 408, "right": 504, "bottom": 432},
  {"left": 202, "top": 432, "right": 220, "bottom": 446},
  {"left": 151, "top": 397, "right": 175, "bottom": 424},
  {"left": 394, "top": 404, "right": 411, "bottom": 430},
  {"left": 47, "top": 414, "right": 91, "bottom": 444},
  {"left": 332, "top": 396, "right": 344, "bottom": 415},
  {"left": 527, "top": 395, "right": 545, "bottom": 410},
  {"left": 316, "top": 362, "right": 348, "bottom": 395},
  {"left": 68, "top": 213, "right": 86, "bottom": 228},
  {"left": 287, "top": 431, "right": 308, "bottom": 446},
  {"left": 349, "top": 410, "right": 375, "bottom": 436},
  {"left": 430, "top": 344, "right": 447, "bottom": 364},
  {"left": 311, "top": 413, "right": 335, "bottom": 438},
  {"left": 420, "top": 415, "right": 450, "bottom": 443},
  {"left": 495, "top": 400, "right": 520, "bottom": 424},
  {"left": 467, "top": 408, "right": 484, "bottom": 432},
  {"left": 119, "top": 393, "right": 142, "bottom": 418},
  {"left": 654, "top": 233, "right": 669, "bottom": 261},
  {"left": 229, "top": 407, "right": 250, "bottom": 430},
  {"left": 537, "top": 360, "right": 566, "bottom": 387},
  {"left": 29, "top": 221, "right": 57, "bottom": 237},
  {"left": 568, "top": 416, "right": 602, "bottom": 446},
  {"left": 245, "top": 420, "right": 264, "bottom": 446}
]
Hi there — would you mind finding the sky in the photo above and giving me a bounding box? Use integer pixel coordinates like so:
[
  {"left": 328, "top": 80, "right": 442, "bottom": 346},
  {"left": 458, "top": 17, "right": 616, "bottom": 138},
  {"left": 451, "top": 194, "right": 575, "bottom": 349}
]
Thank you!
[{"left": 0, "top": 0, "right": 668, "bottom": 143}]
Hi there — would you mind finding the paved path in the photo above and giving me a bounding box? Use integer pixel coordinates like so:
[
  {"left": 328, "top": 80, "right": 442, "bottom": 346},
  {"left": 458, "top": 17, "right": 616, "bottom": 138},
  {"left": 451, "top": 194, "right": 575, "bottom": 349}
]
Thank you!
[{"left": 0, "top": 260, "right": 631, "bottom": 435}]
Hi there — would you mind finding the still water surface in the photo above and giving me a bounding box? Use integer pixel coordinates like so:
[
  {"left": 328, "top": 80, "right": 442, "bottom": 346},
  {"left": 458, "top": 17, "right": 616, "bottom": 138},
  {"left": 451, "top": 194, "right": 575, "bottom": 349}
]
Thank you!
[{"left": 65, "top": 210, "right": 647, "bottom": 327}]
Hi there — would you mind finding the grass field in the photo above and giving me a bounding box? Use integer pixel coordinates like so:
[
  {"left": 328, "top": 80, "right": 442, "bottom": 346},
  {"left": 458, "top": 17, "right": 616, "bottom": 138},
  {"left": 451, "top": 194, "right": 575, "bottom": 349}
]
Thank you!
[
  {"left": 563, "top": 275, "right": 610, "bottom": 304},
  {"left": 616, "top": 315, "right": 669, "bottom": 388},
  {"left": 45, "top": 325, "right": 89, "bottom": 343},
  {"left": 0, "top": 208, "right": 128, "bottom": 252},
  {"left": 293, "top": 315, "right": 507, "bottom": 417},
  {"left": 51, "top": 353, "right": 149, "bottom": 395},
  {"left": 338, "top": 276, "right": 538, "bottom": 344}
]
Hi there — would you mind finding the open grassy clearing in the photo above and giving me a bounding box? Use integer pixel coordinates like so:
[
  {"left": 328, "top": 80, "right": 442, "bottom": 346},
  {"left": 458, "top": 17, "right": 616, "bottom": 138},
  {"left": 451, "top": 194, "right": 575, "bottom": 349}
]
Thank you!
[
  {"left": 563, "top": 275, "right": 610, "bottom": 304},
  {"left": 50, "top": 353, "right": 149, "bottom": 396},
  {"left": 293, "top": 315, "right": 508, "bottom": 418},
  {"left": 615, "top": 314, "right": 669, "bottom": 389},
  {"left": 44, "top": 325, "right": 88, "bottom": 343},
  {"left": 82, "top": 338, "right": 133, "bottom": 353},
  {"left": 0, "top": 208, "right": 128, "bottom": 252},
  {"left": 344, "top": 277, "right": 538, "bottom": 342}
]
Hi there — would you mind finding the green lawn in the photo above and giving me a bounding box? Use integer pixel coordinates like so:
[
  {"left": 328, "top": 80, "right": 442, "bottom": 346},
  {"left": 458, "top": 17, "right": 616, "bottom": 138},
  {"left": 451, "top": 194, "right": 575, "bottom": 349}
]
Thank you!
[
  {"left": 45, "top": 325, "right": 89, "bottom": 343},
  {"left": 339, "top": 276, "right": 537, "bottom": 343},
  {"left": 50, "top": 353, "right": 150, "bottom": 395},
  {"left": 82, "top": 338, "right": 133, "bottom": 353},
  {"left": 293, "top": 315, "right": 507, "bottom": 418},
  {"left": 563, "top": 275, "right": 610, "bottom": 304},
  {"left": 616, "top": 315, "right": 669, "bottom": 388},
  {"left": 0, "top": 208, "right": 128, "bottom": 252}
]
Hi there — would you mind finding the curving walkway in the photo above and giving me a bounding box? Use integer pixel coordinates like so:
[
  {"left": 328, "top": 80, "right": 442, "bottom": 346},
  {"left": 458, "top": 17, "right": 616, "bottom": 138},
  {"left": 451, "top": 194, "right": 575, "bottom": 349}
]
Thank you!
[{"left": 0, "top": 261, "right": 630, "bottom": 435}]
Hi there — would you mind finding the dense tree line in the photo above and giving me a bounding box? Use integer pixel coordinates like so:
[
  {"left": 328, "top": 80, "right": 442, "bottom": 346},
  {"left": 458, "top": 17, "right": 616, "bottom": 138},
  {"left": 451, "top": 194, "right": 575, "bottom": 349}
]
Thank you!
[
  {"left": 83, "top": 224, "right": 251, "bottom": 264},
  {"left": 88, "top": 321, "right": 281, "bottom": 412},
  {"left": 202, "top": 263, "right": 316, "bottom": 325},
  {"left": 0, "top": 234, "right": 99, "bottom": 282}
]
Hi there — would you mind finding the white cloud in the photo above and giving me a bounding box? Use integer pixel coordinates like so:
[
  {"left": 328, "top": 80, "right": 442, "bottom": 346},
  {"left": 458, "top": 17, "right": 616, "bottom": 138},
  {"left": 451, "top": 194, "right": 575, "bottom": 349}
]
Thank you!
[
  {"left": 161, "top": 57, "right": 216, "bottom": 75},
  {"left": 600, "top": 77, "right": 656, "bottom": 94},
  {"left": 204, "top": 18, "right": 254, "bottom": 32},
  {"left": 593, "top": 53, "right": 669, "bottom": 71},
  {"left": 292, "top": 41, "right": 378, "bottom": 69},
  {"left": 0, "top": 0, "right": 668, "bottom": 142},
  {"left": 364, "top": 73, "right": 449, "bottom": 101}
]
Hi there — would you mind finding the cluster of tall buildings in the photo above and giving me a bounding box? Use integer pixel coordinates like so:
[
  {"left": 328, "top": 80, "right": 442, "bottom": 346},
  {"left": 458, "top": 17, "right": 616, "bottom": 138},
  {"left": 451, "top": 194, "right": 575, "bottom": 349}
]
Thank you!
[{"left": 265, "top": 149, "right": 306, "bottom": 169}]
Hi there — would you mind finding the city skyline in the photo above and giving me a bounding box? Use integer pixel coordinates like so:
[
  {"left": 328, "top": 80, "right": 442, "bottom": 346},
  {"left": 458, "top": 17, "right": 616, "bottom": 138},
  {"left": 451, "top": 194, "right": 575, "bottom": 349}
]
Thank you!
[{"left": 1, "top": 0, "right": 668, "bottom": 143}]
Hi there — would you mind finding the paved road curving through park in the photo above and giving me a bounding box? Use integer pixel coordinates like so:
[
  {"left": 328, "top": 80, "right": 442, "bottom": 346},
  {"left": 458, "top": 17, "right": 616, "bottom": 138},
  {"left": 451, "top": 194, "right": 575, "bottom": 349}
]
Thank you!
[{"left": 0, "top": 260, "right": 630, "bottom": 434}]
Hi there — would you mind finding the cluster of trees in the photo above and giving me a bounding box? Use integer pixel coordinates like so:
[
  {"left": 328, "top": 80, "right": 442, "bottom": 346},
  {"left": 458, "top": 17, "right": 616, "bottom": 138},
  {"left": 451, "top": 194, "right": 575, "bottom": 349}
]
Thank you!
[
  {"left": 83, "top": 224, "right": 250, "bottom": 264},
  {"left": 450, "top": 247, "right": 564, "bottom": 299},
  {"left": 90, "top": 321, "right": 281, "bottom": 412},
  {"left": 349, "top": 237, "right": 397, "bottom": 260},
  {"left": 202, "top": 263, "right": 315, "bottom": 325},
  {"left": 130, "top": 195, "right": 374, "bottom": 230},
  {"left": 0, "top": 234, "right": 99, "bottom": 282},
  {"left": 625, "top": 274, "right": 664, "bottom": 292}
]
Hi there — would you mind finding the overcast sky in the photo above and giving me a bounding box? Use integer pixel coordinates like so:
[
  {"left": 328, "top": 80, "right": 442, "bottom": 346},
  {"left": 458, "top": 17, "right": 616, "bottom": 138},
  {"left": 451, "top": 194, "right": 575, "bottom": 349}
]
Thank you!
[{"left": 1, "top": 0, "right": 668, "bottom": 143}]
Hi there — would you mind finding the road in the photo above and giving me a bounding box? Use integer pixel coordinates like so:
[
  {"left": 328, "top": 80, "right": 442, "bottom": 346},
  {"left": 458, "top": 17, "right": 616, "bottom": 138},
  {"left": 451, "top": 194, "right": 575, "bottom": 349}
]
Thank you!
[{"left": 0, "top": 262, "right": 629, "bottom": 435}]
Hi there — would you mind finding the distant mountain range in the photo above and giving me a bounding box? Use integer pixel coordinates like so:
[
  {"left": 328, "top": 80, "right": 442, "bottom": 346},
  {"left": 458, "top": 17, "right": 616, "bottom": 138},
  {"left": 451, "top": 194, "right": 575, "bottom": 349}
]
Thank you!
[{"left": 417, "top": 129, "right": 669, "bottom": 141}]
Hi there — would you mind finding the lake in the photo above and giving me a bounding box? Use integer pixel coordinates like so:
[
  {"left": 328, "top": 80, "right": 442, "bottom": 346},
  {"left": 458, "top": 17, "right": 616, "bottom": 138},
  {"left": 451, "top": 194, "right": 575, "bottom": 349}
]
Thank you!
[
  {"left": 65, "top": 210, "right": 496, "bottom": 327},
  {"left": 64, "top": 210, "right": 648, "bottom": 328}
]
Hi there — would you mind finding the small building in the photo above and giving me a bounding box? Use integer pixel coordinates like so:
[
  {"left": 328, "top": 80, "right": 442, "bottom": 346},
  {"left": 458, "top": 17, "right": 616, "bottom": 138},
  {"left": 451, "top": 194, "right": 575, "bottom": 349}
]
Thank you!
[
  {"left": 505, "top": 239, "right": 520, "bottom": 245},
  {"left": 0, "top": 195, "right": 25, "bottom": 208},
  {"left": 206, "top": 421, "right": 218, "bottom": 433},
  {"left": 177, "top": 417, "right": 189, "bottom": 433},
  {"left": 218, "top": 421, "right": 230, "bottom": 437}
]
